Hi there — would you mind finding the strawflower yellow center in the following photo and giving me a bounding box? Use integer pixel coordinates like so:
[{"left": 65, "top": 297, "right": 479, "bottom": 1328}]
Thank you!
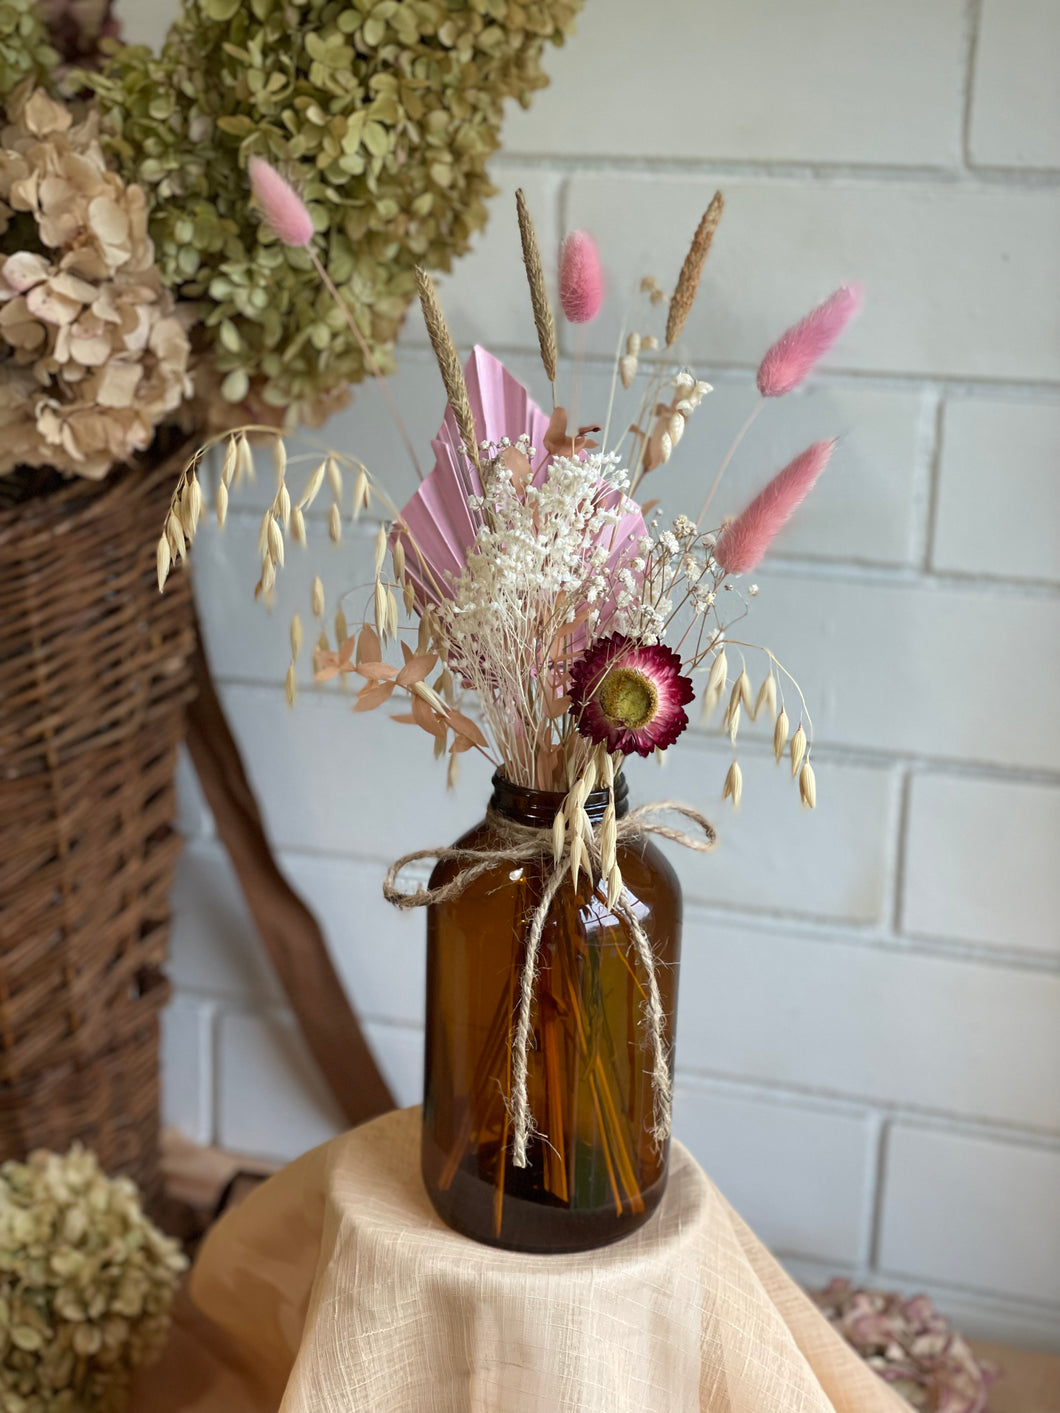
[{"left": 598, "top": 666, "right": 658, "bottom": 729}]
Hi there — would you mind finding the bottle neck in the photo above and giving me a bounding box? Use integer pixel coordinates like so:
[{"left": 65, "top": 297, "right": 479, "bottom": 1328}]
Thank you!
[{"left": 489, "top": 771, "right": 628, "bottom": 827}]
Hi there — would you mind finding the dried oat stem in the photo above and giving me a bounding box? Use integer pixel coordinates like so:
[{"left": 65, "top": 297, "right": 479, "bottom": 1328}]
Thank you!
[
  {"left": 415, "top": 266, "right": 480, "bottom": 469},
  {"left": 515, "top": 188, "right": 558, "bottom": 400},
  {"left": 666, "top": 190, "right": 724, "bottom": 348}
]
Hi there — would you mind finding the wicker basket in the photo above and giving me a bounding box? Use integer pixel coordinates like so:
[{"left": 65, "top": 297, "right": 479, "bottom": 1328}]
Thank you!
[{"left": 0, "top": 439, "right": 196, "bottom": 1198}]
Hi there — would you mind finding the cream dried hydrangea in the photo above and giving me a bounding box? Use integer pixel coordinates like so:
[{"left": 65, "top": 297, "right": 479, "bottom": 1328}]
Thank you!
[
  {"left": 0, "top": 1144, "right": 187, "bottom": 1413},
  {"left": 0, "top": 83, "right": 191, "bottom": 479}
]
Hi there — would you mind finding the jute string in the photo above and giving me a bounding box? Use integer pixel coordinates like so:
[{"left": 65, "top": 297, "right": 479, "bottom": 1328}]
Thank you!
[{"left": 383, "top": 802, "right": 717, "bottom": 1167}]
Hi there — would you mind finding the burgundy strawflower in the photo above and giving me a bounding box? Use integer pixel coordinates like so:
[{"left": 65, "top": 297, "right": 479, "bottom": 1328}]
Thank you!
[
  {"left": 757, "top": 283, "right": 862, "bottom": 397},
  {"left": 714, "top": 439, "right": 835, "bottom": 575},
  {"left": 569, "top": 635, "right": 694, "bottom": 757}
]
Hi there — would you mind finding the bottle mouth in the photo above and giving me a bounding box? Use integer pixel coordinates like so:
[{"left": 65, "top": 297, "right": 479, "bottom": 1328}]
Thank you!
[{"left": 489, "top": 770, "right": 628, "bottom": 826}]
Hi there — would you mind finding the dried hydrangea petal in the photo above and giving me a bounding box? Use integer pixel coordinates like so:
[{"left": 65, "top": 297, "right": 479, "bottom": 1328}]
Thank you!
[{"left": 0, "top": 86, "right": 192, "bottom": 477}]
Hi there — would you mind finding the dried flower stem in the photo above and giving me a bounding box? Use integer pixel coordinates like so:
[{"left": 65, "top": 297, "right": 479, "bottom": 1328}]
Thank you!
[
  {"left": 666, "top": 191, "right": 724, "bottom": 348},
  {"left": 309, "top": 250, "right": 422, "bottom": 480},
  {"left": 696, "top": 401, "right": 764, "bottom": 526},
  {"left": 515, "top": 188, "right": 558, "bottom": 401}
]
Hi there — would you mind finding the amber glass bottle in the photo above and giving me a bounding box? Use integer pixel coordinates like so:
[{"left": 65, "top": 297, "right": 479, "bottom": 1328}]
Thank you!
[{"left": 421, "top": 772, "right": 682, "bottom": 1253}]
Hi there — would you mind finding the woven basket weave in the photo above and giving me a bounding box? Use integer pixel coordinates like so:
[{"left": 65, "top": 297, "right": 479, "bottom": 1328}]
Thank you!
[{"left": 0, "top": 438, "right": 196, "bottom": 1197}]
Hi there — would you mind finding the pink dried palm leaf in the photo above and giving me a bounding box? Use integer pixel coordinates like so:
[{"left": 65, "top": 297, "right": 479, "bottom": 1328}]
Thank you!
[
  {"left": 714, "top": 439, "right": 835, "bottom": 574},
  {"left": 395, "top": 347, "right": 644, "bottom": 614},
  {"left": 559, "top": 230, "right": 604, "bottom": 323},
  {"left": 248, "top": 157, "right": 314, "bottom": 248},
  {"left": 757, "top": 283, "right": 862, "bottom": 397}
]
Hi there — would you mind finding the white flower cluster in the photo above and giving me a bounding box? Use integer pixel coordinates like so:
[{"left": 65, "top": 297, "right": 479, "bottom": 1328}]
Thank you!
[
  {"left": 445, "top": 449, "right": 629, "bottom": 628},
  {"left": 433, "top": 445, "right": 638, "bottom": 768},
  {"left": 609, "top": 512, "right": 723, "bottom": 643}
]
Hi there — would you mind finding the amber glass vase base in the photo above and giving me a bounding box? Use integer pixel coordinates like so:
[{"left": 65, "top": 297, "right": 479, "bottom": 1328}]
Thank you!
[{"left": 422, "top": 1132, "right": 668, "bottom": 1253}]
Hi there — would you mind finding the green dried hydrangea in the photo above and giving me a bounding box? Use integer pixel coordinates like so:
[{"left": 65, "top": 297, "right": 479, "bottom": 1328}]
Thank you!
[
  {"left": 0, "top": 0, "right": 58, "bottom": 100},
  {"left": 87, "top": 0, "right": 581, "bottom": 424},
  {"left": 0, "top": 1146, "right": 187, "bottom": 1413}
]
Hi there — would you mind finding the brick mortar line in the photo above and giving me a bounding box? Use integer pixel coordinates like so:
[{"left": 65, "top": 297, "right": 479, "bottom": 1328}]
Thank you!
[
  {"left": 866, "top": 1117, "right": 890, "bottom": 1270},
  {"left": 400, "top": 336, "right": 1060, "bottom": 397},
  {"left": 960, "top": 0, "right": 985, "bottom": 170},
  {"left": 665, "top": 1066, "right": 1060, "bottom": 1151},
  {"left": 363, "top": 339, "right": 1060, "bottom": 398},
  {"left": 176, "top": 827, "right": 1060, "bottom": 978},
  {"left": 781, "top": 1254, "right": 1060, "bottom": 1320},
  {"left": 889, "top": 769, "right": 914, "bottom": 938},
  {"left": 211, "top": 507, "right": 1060, "bottom": 595},
  {"left": 176, "top": 983, "right": 1060, "bottom": 1153},
  {"left": 494, "top": 154, "right": 1060, "bottom": 188},
  {"left": 211, "top": 675, "right": 1060, "bottom": 786},
  {"left": 919, "top": 394, "right": 947, "bottom": 573}
]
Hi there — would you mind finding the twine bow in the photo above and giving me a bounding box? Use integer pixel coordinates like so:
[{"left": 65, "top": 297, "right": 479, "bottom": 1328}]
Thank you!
[{"left": 383, "top": 801, "right": 717, "bottom": 1168}]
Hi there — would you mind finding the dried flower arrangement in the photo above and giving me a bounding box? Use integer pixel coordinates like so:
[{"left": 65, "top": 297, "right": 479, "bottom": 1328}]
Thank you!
[
  {"left": 0, "top": 1145, "right": 187, "bottom": 1412},
  {"left": 159, "top": 162, "right": 862, "bottom": 1173},
  {"left": 811, "top": 1281, "right": 997, "bottom": 1413}
]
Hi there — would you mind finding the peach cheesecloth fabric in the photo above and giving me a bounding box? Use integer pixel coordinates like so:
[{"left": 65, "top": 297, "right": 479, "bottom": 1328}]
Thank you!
[{"left": 132, "top": 1107, "right": 912, "bottom": 1413}]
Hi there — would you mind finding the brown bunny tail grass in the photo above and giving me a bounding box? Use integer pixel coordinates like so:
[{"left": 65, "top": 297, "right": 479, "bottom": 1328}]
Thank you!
[
  {"left": 666, "top": 190, "right": 724, "bottom": 348},
  {"left": 516, "top": 188, "right": 558, "bottom": 389},
  {"left": 415, "top": 267, "right": 480, "bottom": 468}
]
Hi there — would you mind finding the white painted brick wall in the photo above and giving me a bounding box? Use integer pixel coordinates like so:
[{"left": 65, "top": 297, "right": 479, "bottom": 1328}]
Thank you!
[{"left": 122, "top": 0, "right": 1060, "bottom": 1350}]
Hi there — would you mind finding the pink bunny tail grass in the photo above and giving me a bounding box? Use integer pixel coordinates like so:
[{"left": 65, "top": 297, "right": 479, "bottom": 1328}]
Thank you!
[
  {"left": 756, "top": 283, "right": 862, "bottom": 397},
  {"left": 559, "top": 229, "right": 603, "bottom": 323},
  {"left": 714, "top": 439, "right": 836, "bottom": 575},
  {"left": 248, "top": 156, "right": 314, "bottom": 248}
]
